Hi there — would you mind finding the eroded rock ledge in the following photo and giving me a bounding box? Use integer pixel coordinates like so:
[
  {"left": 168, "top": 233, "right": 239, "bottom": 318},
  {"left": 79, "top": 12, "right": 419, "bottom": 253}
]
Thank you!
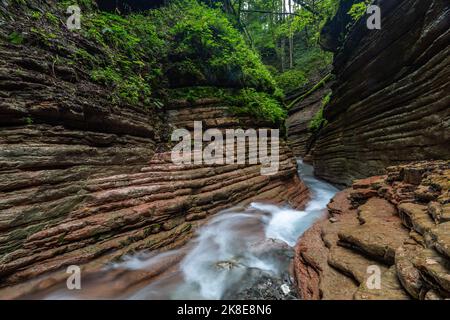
[{"left": 294, "top": 160, "right": 450, "bottom": 300}]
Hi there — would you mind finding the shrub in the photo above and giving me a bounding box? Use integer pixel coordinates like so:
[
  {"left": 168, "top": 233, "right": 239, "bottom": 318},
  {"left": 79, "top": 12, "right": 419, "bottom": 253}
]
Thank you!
[
  {"left": 348, "top": 1, "right": 371, "bottom": 21},
  {"left": 83, "top": 12, "right": 165, "bottom": 105},
  {"left": 227, "top": 88, "right": 286, "bottom": 125},
  {"left": 8, "top": 31, "right": 24, "bottom": 44},
  {"left": 275, "top": 69, "right": 308, "bottom": 95}
]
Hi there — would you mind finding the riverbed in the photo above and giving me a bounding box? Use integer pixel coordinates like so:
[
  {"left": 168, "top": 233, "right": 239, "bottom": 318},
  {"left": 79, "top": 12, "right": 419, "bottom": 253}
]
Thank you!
[{"left": 44, "top": 160, "right": 338, "bottom": 300}]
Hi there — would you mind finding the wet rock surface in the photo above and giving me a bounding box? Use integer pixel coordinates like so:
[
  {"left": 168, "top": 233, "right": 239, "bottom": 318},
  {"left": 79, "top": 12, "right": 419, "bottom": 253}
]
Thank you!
[
  {"left": 295, "top": 161, "right": 450, "bottom": 300},
  {"left": 225, "top": 270, "right": 298, "bottom": 300}
]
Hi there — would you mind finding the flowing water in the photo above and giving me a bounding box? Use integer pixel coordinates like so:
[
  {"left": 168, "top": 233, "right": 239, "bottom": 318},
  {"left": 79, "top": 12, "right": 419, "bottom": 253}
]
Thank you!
[{"left": 44, "top": 160, "right": 338, "bottom": 300}]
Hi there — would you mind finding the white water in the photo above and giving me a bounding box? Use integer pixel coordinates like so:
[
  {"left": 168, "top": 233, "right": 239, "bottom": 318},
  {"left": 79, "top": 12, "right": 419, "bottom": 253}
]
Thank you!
[
  {"left": 124, "top": 160, "right": 338, "bottom": 299},
  {"left": 44, "top": 160, "right": 338, "bottom": 300}
]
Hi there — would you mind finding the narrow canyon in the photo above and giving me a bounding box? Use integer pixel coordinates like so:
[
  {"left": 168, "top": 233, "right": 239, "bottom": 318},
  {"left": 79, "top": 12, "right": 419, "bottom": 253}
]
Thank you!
[{"left": 0, "top": 0, "right": 448, "bottom": 300}]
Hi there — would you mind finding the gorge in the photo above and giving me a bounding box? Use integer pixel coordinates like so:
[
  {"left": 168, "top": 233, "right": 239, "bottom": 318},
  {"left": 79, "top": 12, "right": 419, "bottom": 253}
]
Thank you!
[{"left": 0, "top": 0, "right": 449, "bottom": 301}]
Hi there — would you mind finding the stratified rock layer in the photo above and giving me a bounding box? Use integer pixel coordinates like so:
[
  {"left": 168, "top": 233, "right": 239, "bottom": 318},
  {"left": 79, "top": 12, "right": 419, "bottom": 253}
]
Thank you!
[
  {"left": 0, "top": 93, "right": 308, "bottom": 293},
  {"left": 294, "top": 161, "right": 450, "bottom": 300},
  {"left": 310, "top": 0, "right": 450, "bottom": 186},
  {"left": 0, "top": 6, "right": 309, "bottom": 294},
  {"left": 286, "top": 79, "right": 331, "bottom": 158}
]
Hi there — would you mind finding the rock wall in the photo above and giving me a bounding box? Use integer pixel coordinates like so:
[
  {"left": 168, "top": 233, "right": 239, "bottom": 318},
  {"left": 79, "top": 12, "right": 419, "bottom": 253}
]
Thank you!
[
  {"left": 0, "top": 6, "right": 308, "bottom": 293},
  {"left": 294, "top": 160, "right": 450, "bottom": 300},
  {"left": 304, "top": 0, "right": 450, "bottom": 186},
  {"left": 286, "top": 79, "right": 331, "bottom": 159}
]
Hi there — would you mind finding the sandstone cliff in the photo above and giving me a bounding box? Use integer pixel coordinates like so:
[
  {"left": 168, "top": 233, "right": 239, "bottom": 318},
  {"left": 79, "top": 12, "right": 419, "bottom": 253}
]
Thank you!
[
  {"left": 288, "top": 0, "right": 450, "bottom": 186},
  {"left": 0, "top": 1, "right": 308, "bottom": 293},
  {"left": 286, "top": 74, "right": 332, "bottom": 159},
  {"left": 294, "top": 161, "right": 450, "bottom": 300}
]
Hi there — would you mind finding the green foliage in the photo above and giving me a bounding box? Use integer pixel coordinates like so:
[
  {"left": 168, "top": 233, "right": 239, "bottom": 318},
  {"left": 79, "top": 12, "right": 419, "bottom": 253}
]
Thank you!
[
  {"left": 73, "top": 48, "right": 96, "bottom": 65},
  {"left": 348, "top": 1, "right": 371, "bottom": 21},
  {"left": 8, "top": 31, "right": 24, "bottom": 45},
  {"left": 308, "top": 92, "right": 331, "bottom": 132},
  {"left": 169, "top": 86, "right": 285, "bottom": 124},
  {"left": 169, "top": 87, "right": 225, "bottom": 102},
  {"left": 80, "top": 0, "right": 280, "bottom": 115},
  {"left": 227, "top": 88, "right": 286, "bottom": 125},
  {"left": 25, "top": 116, "right": 34, "bottom": 125},
  {"left": 287, "top": 73, "right": 332, "bottom": 110},
  {"left": 45, "top": 12, "right": 59, "bottom": 25},
  {"left": 274, "top": 48, "right": 332, "bottom": 95},
  {"left": 308, "top": 108, "right": 325, "bottom": 132},
  {"left": 30, "top": 27, "right": 57, "bottom": 45},
  {"left": 31, "top": 11, "right": 42, "bottom": 20},
  {"left": 322, "top": 92, "right": 332, "bottom": 107},
  {"left": 152, "top": 0, "right": 277, "bottom": 92},
  {"left": 294, "top": 48, "right": 333, "bottom": 76},
  {"left": 231, "top": 0, "right": 338, "bottom": 98},
  {"left": 83, "top": 12, "right": 164, "bottom": 105},
  {"left": 275, "top": 69, "right": 308, "bottom": 94},
  {"left": 16, "top": 0, "right": 284, "bottom": 123}
]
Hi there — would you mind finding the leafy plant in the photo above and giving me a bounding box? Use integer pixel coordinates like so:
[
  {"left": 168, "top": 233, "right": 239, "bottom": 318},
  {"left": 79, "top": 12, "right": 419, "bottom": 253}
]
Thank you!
[
  {"left": 8, "top": 31, "right": 24, "bottom": 45},
  {"left": 45, "top": 12, "right": 59, "bottom": 25},
  {"left": 31, "top": 11, "right": 42, "bottom": 20},
  {"left": 348, "top": 1, "right": 371, "bottom": 21},
  {"left": 275, "top": 69, "right": 308, "bottom": 95}
]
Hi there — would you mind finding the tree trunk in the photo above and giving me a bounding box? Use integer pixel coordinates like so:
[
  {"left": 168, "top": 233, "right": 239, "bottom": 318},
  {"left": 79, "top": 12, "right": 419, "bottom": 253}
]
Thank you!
[
  {"left": 289, "top": 0, "right": 294, "bottom": 69},
  {"left": 280, "top": 0, "right": 286, "bottom": 71}
]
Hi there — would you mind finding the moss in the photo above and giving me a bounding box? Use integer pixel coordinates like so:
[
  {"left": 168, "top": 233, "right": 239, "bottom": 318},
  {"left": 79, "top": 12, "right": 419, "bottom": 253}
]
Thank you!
[
  {"left": 25, "top": 116, "right": 33, "bottom": 125},
  {"left": 169, "top": 86, "right": 226, "bottom": 101},
  {"left": 73, "top": 48, "right": 97, "bottom": 65},
  {"left": 226, "top": 88, "right": 286, "bottom": 125},
  {"left": 30, "top": 27, "right": 57, "bottom": 45},
  {"left": 45, "top": 12, "right": 59, "bottom": 25},
  {"left": 287, "top": 73, "right": 332, "bottom": 110},
  {"left": 309, "top": 92, "right": 332, "bottom": 132},
  {"left": 8, "top": 31, "right": 24, "bottom": 45},
  {"left": 57, "top": 233, "right": 66, "bottom": 245},
  {"left": 169, "top": 86, "right": 285, "bottom": 125},
  {"left": 144, "top": 223, "right": 161, "bottom": 236},
  {"left": 31, "top": 11, "right": 42, "bottom": 20},
  {"left": 82, "top": 11, "right": 164, "bottom": 106},
  {"left": 154, "top": 0, "right": 278, "bottom": 93},
  {"left": 275, "top": 69, "right": 308, "bottom": 95}
]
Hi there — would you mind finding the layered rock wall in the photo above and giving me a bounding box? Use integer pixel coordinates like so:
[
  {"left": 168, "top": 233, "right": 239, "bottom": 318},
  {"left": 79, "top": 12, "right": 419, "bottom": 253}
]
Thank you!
[
  {"left": 0, "top": 4, "right": 308, "bottom": 292},
  {"left": 291, "top": 0, "right": 450, "bottom": 186},
  {"left": 286, "top": 80, "right": 331, "bottom": 158}
]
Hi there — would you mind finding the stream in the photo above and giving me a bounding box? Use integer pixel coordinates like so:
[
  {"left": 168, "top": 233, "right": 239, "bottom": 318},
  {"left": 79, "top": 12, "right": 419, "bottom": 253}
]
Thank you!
[{"left": 45, "top": 160, "right": 338, "bottom": 300}]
